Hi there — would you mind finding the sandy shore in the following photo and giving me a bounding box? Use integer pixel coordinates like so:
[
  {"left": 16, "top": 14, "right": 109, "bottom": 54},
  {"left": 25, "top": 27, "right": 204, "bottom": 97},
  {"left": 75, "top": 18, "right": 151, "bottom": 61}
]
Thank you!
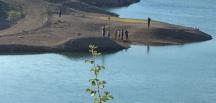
[{"left": 0, "top": 0, "right": 212, "bottom": 53}]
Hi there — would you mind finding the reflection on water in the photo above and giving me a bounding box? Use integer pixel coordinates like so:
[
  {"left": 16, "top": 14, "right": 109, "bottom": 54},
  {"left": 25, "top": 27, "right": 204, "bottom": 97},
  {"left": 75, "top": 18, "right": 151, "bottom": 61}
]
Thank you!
[
  {"left": 0, "top": 44, "right": 215, "bottom": 103},
  {"left": 59, "top": 50, "right": 119, "bottom": 60},
  {"left": 0, "top": 0, "right": 216, "bottom": 103},
  {"left": 147, "top": 45, "right": 150, "bottom": 54}
]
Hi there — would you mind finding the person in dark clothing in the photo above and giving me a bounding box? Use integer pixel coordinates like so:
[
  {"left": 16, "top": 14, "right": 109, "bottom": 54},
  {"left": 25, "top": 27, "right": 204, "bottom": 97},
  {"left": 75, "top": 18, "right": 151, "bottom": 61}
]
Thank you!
[
  {"left": 59, "top": 7, "right": 62, "bottom": 18},
  {"left": 118, "top": 30, "right": 121, "bottom": 40},
  {"left": 101, "top": 26, "right": 106, "bottom": 37},
  {"left": 148, "top": 17, "right": 151, "bottom": 29},
  {"left": 107, "top": 31, "right": 111, "bottom": 38},
  {"left": 121, "top": 29, "right": 124, "bottom": 40},
  {"left": 114, "top": 29, "right": 118, "bottom": 40},
  {"left": 125, "top": 29, "right": 129, "bottom": 40}
]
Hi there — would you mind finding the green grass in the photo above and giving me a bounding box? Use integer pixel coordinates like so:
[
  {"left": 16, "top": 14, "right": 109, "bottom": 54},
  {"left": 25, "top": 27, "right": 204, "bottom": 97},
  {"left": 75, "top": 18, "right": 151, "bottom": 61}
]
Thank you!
[
  {"left": 99, "top": 16, "right": 147, "bottom": 23},
  {"left": 7, "top": 10, "right": 22, "bottom": 20},
  {"left": 0, "top": 1, "right": 22, "bottom": 21}
]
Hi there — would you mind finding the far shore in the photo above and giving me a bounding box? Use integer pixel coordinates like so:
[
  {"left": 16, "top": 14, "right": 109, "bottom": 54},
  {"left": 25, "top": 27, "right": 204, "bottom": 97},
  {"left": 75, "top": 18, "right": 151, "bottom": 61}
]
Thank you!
[{"left": 0, "top": 0, "right": 212, "bottom": 53}]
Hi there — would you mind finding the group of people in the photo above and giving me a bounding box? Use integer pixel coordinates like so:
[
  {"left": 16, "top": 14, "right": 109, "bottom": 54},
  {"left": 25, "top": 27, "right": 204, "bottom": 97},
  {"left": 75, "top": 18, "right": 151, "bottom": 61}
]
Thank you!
[
  {"left": 115, "top": 29, "right": 129, "bottom": 40},
  {"left": 101, "top": 26, "right": 129, "bottom": 41}
]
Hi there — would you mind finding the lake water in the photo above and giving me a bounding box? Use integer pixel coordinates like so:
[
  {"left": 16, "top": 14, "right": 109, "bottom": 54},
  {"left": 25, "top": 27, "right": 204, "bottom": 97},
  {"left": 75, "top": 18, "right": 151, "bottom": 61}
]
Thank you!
[
  {"left": 0, "top": 0, "right": 216, "bottom": 103},
  {"left": 0, "top": 1, "right": 10, "bottom": 30},
  {"left": 0, "top": 18, "right": 10, "bottom": 30}
]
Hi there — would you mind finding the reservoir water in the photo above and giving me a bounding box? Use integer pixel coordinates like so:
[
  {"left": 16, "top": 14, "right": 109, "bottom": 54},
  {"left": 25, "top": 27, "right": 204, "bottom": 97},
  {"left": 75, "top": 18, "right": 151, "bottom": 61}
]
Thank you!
[
  {"left": 0, "top": 1, "right": 10, "bottom": 30},
  {"left": 0, "top": 0, "right": 216, "bottom": 103}
]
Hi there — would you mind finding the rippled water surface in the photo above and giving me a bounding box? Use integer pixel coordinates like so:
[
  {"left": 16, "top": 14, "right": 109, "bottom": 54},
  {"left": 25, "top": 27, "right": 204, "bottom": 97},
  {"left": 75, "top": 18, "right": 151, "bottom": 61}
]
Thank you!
[{"left": 0, "top": 0, "right": 216, "bottom": 103}]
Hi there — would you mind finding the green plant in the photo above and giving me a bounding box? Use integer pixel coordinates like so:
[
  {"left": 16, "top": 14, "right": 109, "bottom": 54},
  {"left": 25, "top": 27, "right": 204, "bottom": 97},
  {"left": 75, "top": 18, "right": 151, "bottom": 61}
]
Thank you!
[
  {"left": 85, "top": 45, "right": 114, "bottom": 103},
  {"left": 7, "top": 10, "right": 22, "bottom": 21}
]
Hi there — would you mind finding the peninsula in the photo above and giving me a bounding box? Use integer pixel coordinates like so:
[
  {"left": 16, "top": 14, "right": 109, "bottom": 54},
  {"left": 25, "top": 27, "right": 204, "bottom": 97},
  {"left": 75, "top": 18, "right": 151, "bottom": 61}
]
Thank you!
[{"left": 0, "top": 0, "right": 212, "bottom": 53}]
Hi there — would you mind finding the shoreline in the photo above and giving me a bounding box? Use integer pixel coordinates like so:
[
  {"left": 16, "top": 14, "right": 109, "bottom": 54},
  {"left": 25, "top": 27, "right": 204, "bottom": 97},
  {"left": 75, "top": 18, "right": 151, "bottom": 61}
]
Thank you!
[
  {"left": 0, "top": 0, "right": 212, "bottom": 53},
  {"left": 0, "top": 37, "right": 128, "bottom": 53}
]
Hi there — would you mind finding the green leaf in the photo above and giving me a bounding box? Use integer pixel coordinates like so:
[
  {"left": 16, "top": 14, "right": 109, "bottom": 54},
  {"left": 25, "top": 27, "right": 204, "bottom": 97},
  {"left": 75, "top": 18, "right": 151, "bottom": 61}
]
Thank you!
[
  {"left": 86, "top": 88, "right": 92, "bottom": 93},
  {"left": 89, "top": 79, "right": 97, "bottom": 86},
  {"left": 93, "top": 98, "right": 100, "bottom": 103},
  {"left": 101, "top": 95, "right": 109, "bottom": 102},
  {"left": 89, "top": 45, "right": 97, "bottom": 49},
  {"left": 100, "top": 65, "right": 105, "bottom": 69},
  {"left": 104, "top": 91, "right": 110, "bottom": 95},
  {"left": 86, "top": 88, "right": 97, "bottom": 97},
  {"left": 98, "top": 80, "right": 106, "bottom": 88},
  {"left": 90, "top": 91, "right": 96, "bottom": 97},
  {"left": 90, "top": 68, "right": 95, "bottom": 73},
  {"left": 108, "top": 95, "right": 114, "bottom": 99},
  {"left": 103, "top": 91, "right": 114, "bottom": 100},
  {"left": 85, "top": 60, "right": 94, "bottom": 64}
]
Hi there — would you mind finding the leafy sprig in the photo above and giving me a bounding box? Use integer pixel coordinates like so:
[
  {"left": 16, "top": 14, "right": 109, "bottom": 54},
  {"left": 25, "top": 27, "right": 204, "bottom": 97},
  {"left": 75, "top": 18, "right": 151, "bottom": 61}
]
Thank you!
[{"left": 85, "top": 45, "right": 114, "bottom": 103}]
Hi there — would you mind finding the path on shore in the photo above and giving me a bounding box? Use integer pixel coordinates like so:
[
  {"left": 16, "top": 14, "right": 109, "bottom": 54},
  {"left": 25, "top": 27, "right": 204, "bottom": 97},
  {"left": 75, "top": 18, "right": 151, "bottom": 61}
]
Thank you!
[
  {"left": 0, "top": 0, "right": 48, "bottom": 36},
  {"left": 0, "top": 0, "right": 212, "bottom": 52}
]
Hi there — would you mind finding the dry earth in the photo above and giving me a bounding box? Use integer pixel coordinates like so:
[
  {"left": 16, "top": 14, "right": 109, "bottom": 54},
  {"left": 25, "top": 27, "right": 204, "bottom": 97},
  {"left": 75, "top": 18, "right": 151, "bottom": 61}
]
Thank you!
[{"left": 0, "top": 0, "right": 212, "bottom": 53}]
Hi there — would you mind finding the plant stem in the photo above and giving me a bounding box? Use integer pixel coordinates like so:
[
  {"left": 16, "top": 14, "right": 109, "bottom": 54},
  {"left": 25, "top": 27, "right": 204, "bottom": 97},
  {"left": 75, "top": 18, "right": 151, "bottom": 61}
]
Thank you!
[
  {"left": 96, "top": 74, "right": 102, "bottom": 103},
  {"left": 93, "top": 50, "right": 102, "bottom": 103}
]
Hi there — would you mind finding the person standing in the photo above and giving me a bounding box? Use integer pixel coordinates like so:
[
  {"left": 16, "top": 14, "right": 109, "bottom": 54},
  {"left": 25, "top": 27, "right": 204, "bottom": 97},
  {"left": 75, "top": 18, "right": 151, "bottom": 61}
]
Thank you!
[
  {"left": 118, "top": 30, "right": 121, "bottom": 40},
  {"left": 121, "top": 29, "right": 124, "bottom": 40},
  {"left": 107, "top": 31, "right": 111, "bottom": 38},
  {"left": 59, "top": 7, "right": 62, "bottom": 18},
  {"left": 114, "top": 29, "right": 118, "bottom": 40},
  {"left": 101, "top": 26, "right": 106, "bottom": 37},
  {"left": 125, "top": 29, "right": 129, "bottom": 40},
  {"left": 148, "top": 17, "right": 151, "bottom": 29}
]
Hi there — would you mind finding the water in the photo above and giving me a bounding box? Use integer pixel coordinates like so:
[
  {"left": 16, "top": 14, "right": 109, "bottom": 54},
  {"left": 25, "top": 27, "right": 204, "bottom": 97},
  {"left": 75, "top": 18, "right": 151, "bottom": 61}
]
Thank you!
[
  {"left": 0, "top": 1, "right": 10, "bottom": 30},
  {"left": 0, "top": 18, "right": 10, "bottom": 30},
  {"left": 0, "top": 0, "right": 216, "bottom": 103},
  {"left": 108, "top": 0, "right": 216, "bottom": 35}
]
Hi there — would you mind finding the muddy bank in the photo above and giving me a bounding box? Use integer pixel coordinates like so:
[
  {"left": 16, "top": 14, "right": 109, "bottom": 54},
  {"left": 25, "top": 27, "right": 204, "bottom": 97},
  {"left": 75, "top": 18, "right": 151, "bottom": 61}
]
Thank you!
[
  {"left": 46, "top": 0, "right": 140, "bottom": 7},
  {"left": 0, "top": 37, "right": 127, "bottom": 53},
  {"left": 79, "top": 0, "right": 141, "bottom": 7},
  {"left": 56, "top": 37, "right": 128, "bottom": 52},
  {"left": 129, "top": 26, "right": 212, "bottom": 45}
]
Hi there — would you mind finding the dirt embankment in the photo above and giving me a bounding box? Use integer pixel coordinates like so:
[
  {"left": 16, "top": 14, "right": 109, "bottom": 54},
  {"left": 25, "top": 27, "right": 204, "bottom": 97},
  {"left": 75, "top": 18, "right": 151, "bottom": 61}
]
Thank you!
[
  {"left": 0, "top": 37, "right": 127, "bottom": 53},
  {"left": 0, "top": 0, "right": 212, "bottom": 53},
  {"left": 0, "top": 0, "right": 48, "bottom": 36},
  {"left": 78, "top": 0, "right": 141, "bottom": 7}
]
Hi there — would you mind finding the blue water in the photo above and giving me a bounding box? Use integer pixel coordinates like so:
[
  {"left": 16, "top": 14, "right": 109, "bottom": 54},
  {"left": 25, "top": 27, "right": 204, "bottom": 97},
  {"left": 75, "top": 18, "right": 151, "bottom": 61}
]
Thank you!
[
  {"left": 0, "top": 0, "right": 216, "bottom": 103},
  {"left": 108, "top": 0, "right": 216, "bottom": 36},
  {"left": 0, "top": 18, "right": 10, "bottom": 30},
  {"left": 0, "top": 1, "right": 10, "bottom": 30}
]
